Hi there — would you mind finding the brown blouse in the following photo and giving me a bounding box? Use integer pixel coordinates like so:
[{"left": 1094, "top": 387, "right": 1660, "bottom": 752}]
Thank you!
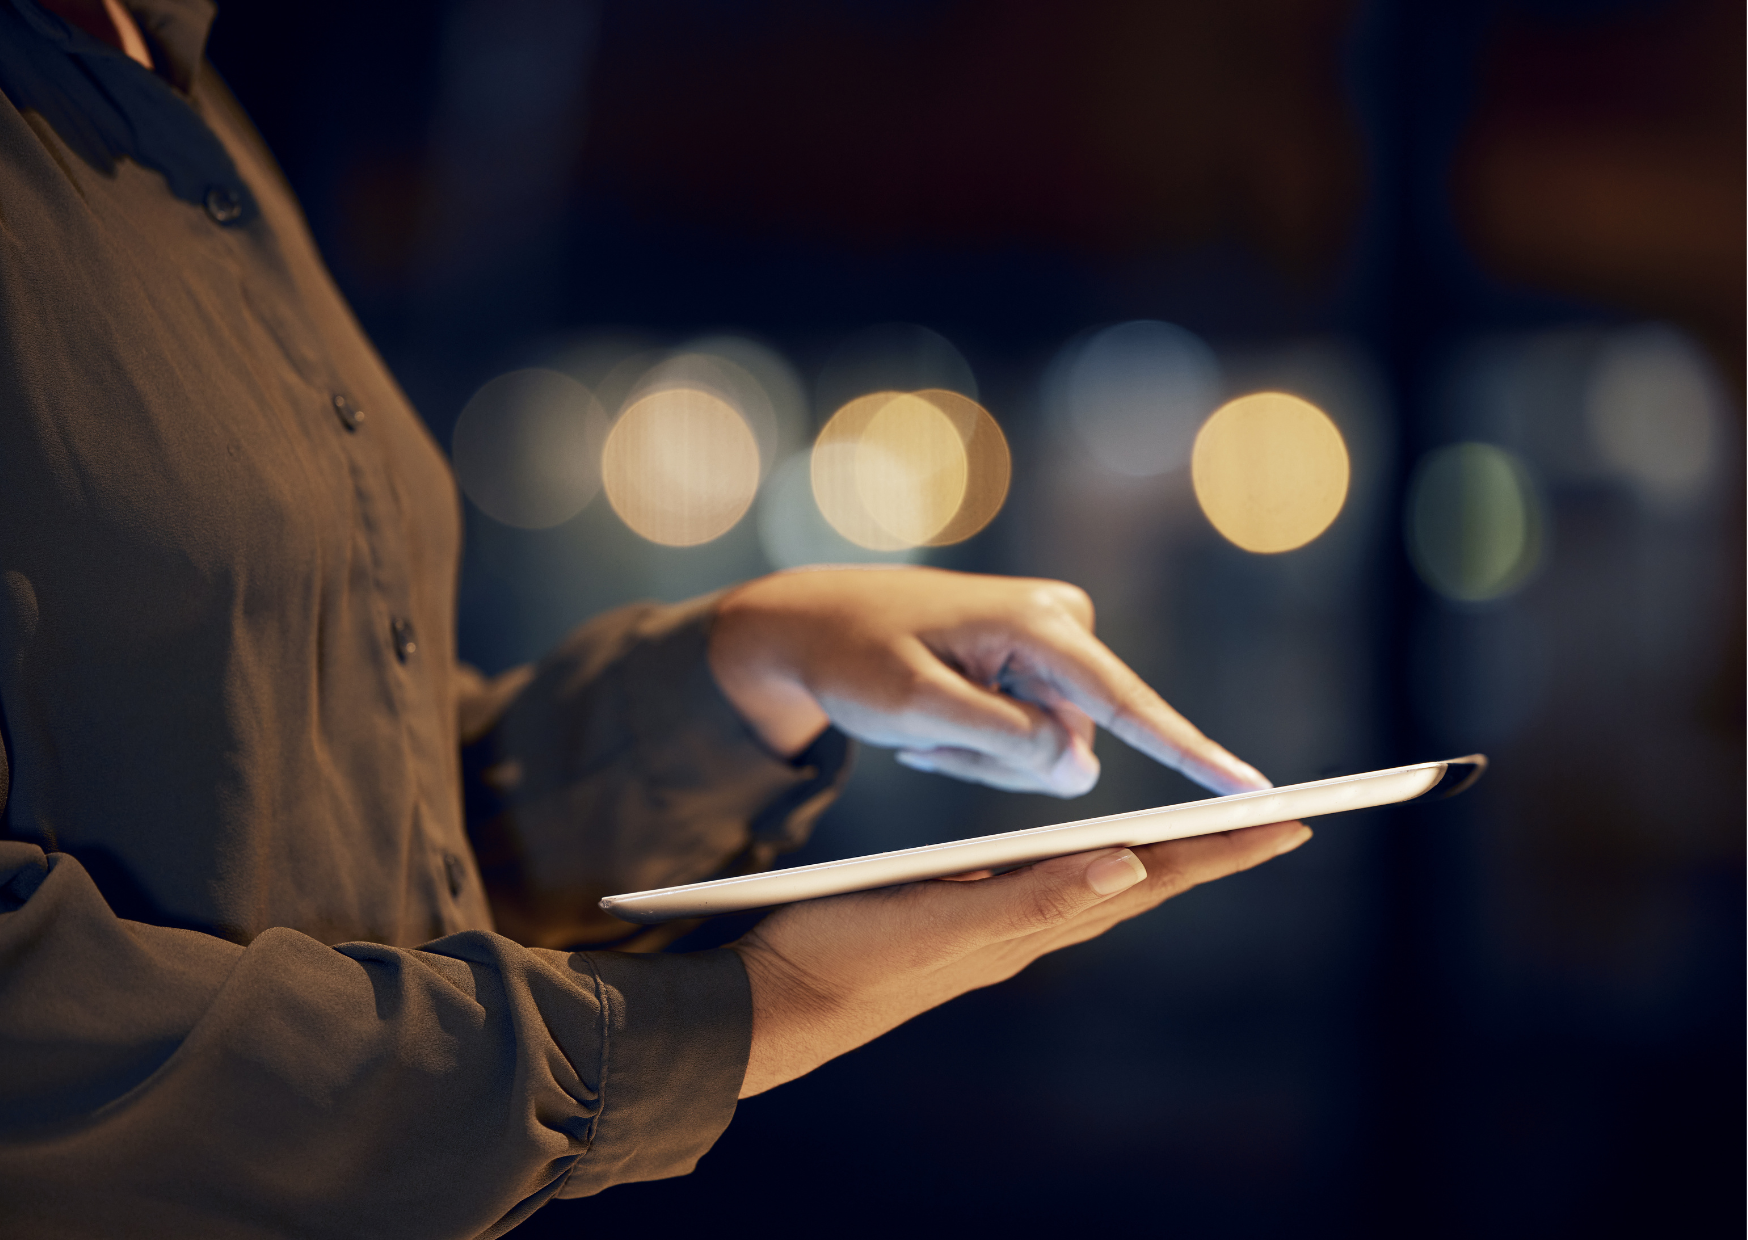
[{"left": 0, "top": 2, "right": 845, "bottom": 1234}]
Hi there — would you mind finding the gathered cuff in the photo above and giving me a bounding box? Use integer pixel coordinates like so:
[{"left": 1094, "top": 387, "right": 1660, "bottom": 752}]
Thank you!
[
  {"left": 461, "top": 595, "right": 852, "bottom": 948},
  {"left": 552, "top": 947, "right": 751, "bottom": 1196}
]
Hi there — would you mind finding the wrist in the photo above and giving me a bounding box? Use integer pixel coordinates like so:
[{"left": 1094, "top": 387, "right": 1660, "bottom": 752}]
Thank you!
[
  {"left": 731, "top": 935, "right": 849, "bottom": 1097},
  {"left": 708, "top": 578, "right": 831, "bottom": 759}
]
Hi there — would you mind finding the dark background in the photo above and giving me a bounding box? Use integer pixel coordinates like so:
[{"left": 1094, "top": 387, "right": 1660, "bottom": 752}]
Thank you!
[{"left": 207, "top": 2, "right": 1742, "bottom": 1237}]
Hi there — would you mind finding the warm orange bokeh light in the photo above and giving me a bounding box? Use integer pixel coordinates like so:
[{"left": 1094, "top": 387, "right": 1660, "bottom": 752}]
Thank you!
[
  {"left": 811, "top": 388, "right": 1009, "bottom": 551},
  {"left": 1191, "top": 392, "right": 1349, "bottom": 554},
  {"left": 602, "top": 387, "right": 761, "bottom": 546},
  {"left": 813, "top": 392, "right": 964, "bottom": 550},
  {"left": 911, "top": 389, "right": 1010, "bottom": 546}
]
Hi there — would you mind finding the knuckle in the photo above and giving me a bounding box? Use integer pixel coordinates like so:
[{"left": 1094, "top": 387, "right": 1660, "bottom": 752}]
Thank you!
[
  {"left": 883, "top": 659, "right": 935, "bottom": 712},
  {"left": 1147, "top": 862, "right": 1194, "bottom": 900},
  {"left": 1024, "top": 582, "right": 1063, "bottom": 612},
  {"left": 1020, "top": 879, "right": 1083, "bottom": 929},
  {"left": 1022, "top": 580, "right": 1089, "bottom": 619},
  {"left": 1044, "top": 581, "right": 1094, "bottom": 626}
]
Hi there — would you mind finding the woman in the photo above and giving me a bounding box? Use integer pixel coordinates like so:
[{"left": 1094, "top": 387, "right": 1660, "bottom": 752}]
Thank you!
[{"left": 0, "top": 2, "right": 1306, "bottom": 1235}]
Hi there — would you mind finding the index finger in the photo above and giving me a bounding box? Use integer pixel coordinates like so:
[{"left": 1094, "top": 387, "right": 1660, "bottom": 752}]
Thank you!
[{"left": 1004, "top": 621, "right": 1270, "bottom": 795}]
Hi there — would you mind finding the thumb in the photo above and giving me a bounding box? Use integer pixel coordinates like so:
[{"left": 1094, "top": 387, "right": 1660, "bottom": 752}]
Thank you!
[
  {"left": 895, "top": 725, "right": 1099, "bottom": 796},
  {"left": 932, "top": 848, "right": 1148, "bottom": 948},
  {"left": 893, "top": 649, "right": 1092, "bottom": 789}
]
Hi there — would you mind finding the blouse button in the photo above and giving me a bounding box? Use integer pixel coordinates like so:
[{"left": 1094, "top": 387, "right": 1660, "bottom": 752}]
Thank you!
[
  {"left": 331, "top": 394, "right": 366, "bottom": 432},
  {"left": 391, "top": 617, "right": 418, "bottom": 663},
  {"left": 204, "top": 186, "right": 244, "bottom": 225}
]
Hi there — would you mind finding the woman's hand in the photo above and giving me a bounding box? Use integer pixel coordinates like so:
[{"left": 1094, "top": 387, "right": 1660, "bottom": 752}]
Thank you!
[
  {"left": 708, "top": 566, "right": 1267, "bottom": 798},
  {"left": 732, "top": 819, "right": 1312, "bottom": 1096}
]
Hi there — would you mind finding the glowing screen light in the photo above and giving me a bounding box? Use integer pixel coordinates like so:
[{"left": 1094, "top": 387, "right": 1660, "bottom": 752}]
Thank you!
[
  {"left": 1406, "top": 443, "right": 1543, "bottom": 603},
  {"left": 1191, "top": 392, "right": 1350, "bottom": 553},
  {"left": 601, "top": 387, "right": 761, "bottom": 546},
  {"left": 1049, "top": 320, "right": 1223, "bottom": 477},
  {"left": 451, "top": 368, "right": 607, "bottom": 529},
  {"left": 1585, "top": 325, "right": 1723, "bottom": 505}
]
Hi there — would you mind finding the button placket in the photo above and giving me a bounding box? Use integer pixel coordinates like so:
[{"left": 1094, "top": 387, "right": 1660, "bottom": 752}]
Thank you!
[
  {"left": 390, "top": 617, "right": 418, "bottom": 663},
  {"left": 442, "top": 852, "right": 467, "bottom": 899},
  {"left": 331, "top": 394, "right": 366, "bottom": 432},
  {"left": 204, "top": 186, "right": 244, "bottom": 225}
]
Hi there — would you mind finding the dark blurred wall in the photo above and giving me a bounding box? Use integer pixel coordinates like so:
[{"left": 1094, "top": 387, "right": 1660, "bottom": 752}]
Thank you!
[
  {"left": 1459, "top": 0, "right": 1743, "bottom": 353},
  {"left": 208, "top": 2, "right": 1743, "bottom": 1237}
]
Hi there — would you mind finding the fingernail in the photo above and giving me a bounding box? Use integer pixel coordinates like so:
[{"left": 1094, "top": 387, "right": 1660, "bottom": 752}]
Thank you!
[
  {"left": 896, "top": 751, "right": 937, "bottom": 773},
  {"left": 1273, "top": 826, "right": 1313, "bottom": 857},
  {"left": 1086, "top": 849, "right": 1147, "bottom": 896}
]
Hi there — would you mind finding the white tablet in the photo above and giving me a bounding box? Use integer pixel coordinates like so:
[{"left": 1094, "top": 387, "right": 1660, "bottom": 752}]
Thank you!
[{"left": 600, "top": 754, "right": 1487, "bottom": 924}]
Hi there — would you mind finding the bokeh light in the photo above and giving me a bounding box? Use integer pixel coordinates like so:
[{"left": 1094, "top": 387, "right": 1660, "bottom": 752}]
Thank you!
[
  {"left": 632, "top": 337, "right": 806, "bottom": 476},
  {"left": 757, "top": 450, "right": 921, "bottom": 570},
  {"left": 1585, "top": 325, "right": 1724, "bottom": 505},
  {"left": 1191, "top": 392, "right": 1350, "bottom": 553},
  {"left": 601, "top": 387, "right": 761, "bottom": 546},
  {"left": 1407, "top": 442, "right": 1544, "bottom": 603},
  {"left": 913, "top": 389, "right": 1011, "bottom": 545},
  {"left": 857, "top": 394, "right": 969, "bottom": 546},
  {"left": 451, "top": 368, "right": 608, "bottom": 529},
  {"left": 807, "top": 389, "right": 1008, "bottom": 552},
  {"left": 813, "top": 392, "right": 968, "bottom": 550},
  {"left": 1048, "top": 320, "right": 1223, "bottom": 477}
]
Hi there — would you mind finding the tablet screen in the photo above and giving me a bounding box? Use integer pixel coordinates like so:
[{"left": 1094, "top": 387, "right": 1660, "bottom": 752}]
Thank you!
[{"left": 600, "top": 754, "right": 1486, "bottom": 924}]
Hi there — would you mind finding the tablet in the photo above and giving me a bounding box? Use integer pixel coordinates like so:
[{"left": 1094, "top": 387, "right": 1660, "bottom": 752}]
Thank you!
[{"left": 599, "top": 754, "right": 1487, "bottom": 924}]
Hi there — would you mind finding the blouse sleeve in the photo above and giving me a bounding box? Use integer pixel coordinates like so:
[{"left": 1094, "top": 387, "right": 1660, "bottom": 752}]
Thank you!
[
  {"left": 455, "top": 594, "right": 852, "bottom": 948},
  {"left": 0, "top": 838, "right": 751, "bottom": 1238}
]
